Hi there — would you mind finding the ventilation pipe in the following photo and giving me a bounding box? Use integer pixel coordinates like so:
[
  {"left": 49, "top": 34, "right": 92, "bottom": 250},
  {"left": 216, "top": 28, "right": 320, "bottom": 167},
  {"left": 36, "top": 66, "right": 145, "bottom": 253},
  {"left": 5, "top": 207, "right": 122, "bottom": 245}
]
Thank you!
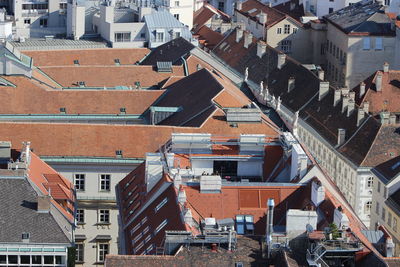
[{"left": 266, "top": 198, "right": 274, "bottom": 258}]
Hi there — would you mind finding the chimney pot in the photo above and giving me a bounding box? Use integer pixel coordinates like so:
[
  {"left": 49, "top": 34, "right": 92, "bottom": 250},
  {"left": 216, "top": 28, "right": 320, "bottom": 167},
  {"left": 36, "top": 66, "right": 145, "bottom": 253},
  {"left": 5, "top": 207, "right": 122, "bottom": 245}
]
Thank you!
[
  {"left": 319, "top": 81, "right": 329, "bottom": 101},
  {"left": 376, "top": 72, "right": 383, "bottom": 92},
  {"left": 37, "top": 195, "right": 51, "bottom": 213},
  {"left": 318, "top": 70, "right": 325, "bottom": 81},
  {"left": 337, "top": 128, "right": 346, "bottom": 146},
  {"left": 383, "top": 62, "right": 389, "bottom": 73},
  {"left": 334, "top": 90, "right": 341, "bottom": 106},
  {"left": 235, "top": 28, "right": 243, "bottom": 43},
  {"left": 256, "top": 41, "right": 267, "bottom": 58},
  {"left": 243, "top": 31, "right": 253, "bottom": 48},
  {"left": 277, "top": 54, "right": 286, "bottom": 69},
  {"left": 359, "top": 82, "right": 366, "bottom": 98},
  {"left": 288, "top": 77, "right": 295, "bottom": 92}
]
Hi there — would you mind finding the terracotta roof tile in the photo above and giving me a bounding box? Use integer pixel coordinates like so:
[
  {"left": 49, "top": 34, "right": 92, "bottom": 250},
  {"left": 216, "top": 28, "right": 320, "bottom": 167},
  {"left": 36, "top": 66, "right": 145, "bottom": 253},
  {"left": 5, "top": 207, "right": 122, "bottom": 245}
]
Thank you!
[
  {"left": 193, "top": 4, "right": 230, "bottom": 32},
  {"left": 24, "top": 48, "right": 150, "bottom": 67},
  {"left": 194, "top": 26, "right": 224, "bottom": 50}
]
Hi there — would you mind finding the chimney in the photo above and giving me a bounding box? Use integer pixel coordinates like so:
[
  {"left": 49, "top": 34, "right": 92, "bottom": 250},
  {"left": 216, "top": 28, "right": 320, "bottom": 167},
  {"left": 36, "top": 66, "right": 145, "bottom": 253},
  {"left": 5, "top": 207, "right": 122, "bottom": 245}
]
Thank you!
[
  {"left": 184, "top": 207, "right": 193, "bottom": 227},
  {"left": 319, "top": 81, "right": 329, "bottom": 101},
  {"left": 337, "top": 128, "right": 346, "bottom": 146},
  {"left": 178, "top": 186, "right": 186, "bottom": 204},
  {"left": 268, "top": 1, "right": 272, "bottom": 7},
  {"left": 277, "top": 54, "right": 286, "bottom": 69},
  {"left": 243, "top": 31, "right": 253, "bottom": 48},
  {"left": 349, "top": 91, "right": 355, "bottom": 101},
  {"left": 266, "top": 198, "right": 274, "bottom": 258},
  {"left": 376, "top": 72, "right": 383, "bottom": 92},
  {"left": 37, "top": 195, "right": 51, "bottom": 213},
  {"left": 342, "top": 96, "right": 349, "bottom": 113},
  {"left": 174, "top": 173, "right": 182, "bottom": 189},
  {"left": 287, "top": 77, "right": 295, "bottom": 92},
  {"left": 318, "top": 70, "right": 325, "bottom": 80},
  {"left": 334, "top": 90, "right": 341, "bottom": 106},
  {"left": 236, "top": 0, "right": 242, "bottom": 10},
  {"left": 389, "top": 114, "right": 396, "bottom": 125},
  {"left": 380, "top": 111, "right": 390, "bottom": 125},
  {"left": 257, "top": 41, "right": 266, "bottom": 58},
  {"left": 363, "top": 101, "right": 369, "bottom": 114},
  {"left": 359, "top": 82, "right": 366, "bottom": 98},
  {"left": 259, "top": 12, "right": 267, "bottom": 24},
  {"left": 357, "top": 108, "right": 365, "bottom": 127},
  {"left": 347, "top": 100, "right": 355, "bottom": 117},
  {"left": 383, "top": 62, "right": 389, "bottom": 73},
  {"left": 236, "top": 28, "right": 243, "bottom": 43},
  {"left": 290, "top": 1, "right": 296, "bottom": 10}
]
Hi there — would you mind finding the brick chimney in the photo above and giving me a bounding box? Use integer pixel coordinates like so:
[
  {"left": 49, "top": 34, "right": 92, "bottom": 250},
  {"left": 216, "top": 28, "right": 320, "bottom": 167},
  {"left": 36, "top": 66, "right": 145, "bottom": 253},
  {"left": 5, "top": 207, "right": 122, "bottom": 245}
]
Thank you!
[
  {"left": 257, "top": 41, "right": 266, "bottom": 58},
  {"left": 243, "top": 31, "right": 253, "bottom": 48},
  {"left": 337, "top": 128, "right": 346, "bottom": 146},
  {"left": 359, "top": 82, "right": 366, "bottom": 98},
  {"left": 37, "top": 195, "right": 51, "bottom": 213},
  {"left": 236, "top": 28, "right": 243, "bottom": 43},
  {"left": 376, "top": 72, "right": 383, "bottom": 92},
  {"left": 334, "top": 90, "right": 341, "bottom": 106},
  {"left": 383, "top": 62, "right": 389, "bottom": 73},
  {"left": 277, "top": 54, "right": 286, "bottom": 69},
  {"left": 357, "top": 108, "right": 364, "bottom": 127},
  {"left": 319, "top": 81, "right": 329, "bottom": 101},
  {"left": 318, "top": 70, "right": 325, "bottom": 81},
  {"left": 363, "top": 101, "right": 369, "bottom": 114},
  {"left": 287, "top": 77, "right": 295, "bottom": 92}
]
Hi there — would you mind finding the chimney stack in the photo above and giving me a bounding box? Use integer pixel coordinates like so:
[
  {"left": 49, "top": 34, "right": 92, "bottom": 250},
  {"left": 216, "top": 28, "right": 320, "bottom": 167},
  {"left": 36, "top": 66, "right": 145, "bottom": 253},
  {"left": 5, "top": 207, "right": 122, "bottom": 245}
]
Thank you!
[
  {"left": 243, "top": 31, "right": 253, "bottom": 48},
  {"left": 266, "top": 198, "right": 274, "bottom": 258},
  {"left": 37, "top": 195, "right": 51, "bottom": 213},
  {"left": 389, "top": 114, "right": 397, "bottom": 125},
  {"left": 357, "top": 108, "right": 365, "bottom": 127},
  {"left": 257, "top": 41, "right": 266, "bottom": 58},
  {"left": 342, "top": 96, "right": 349, "bottom": 113},
  {"left": 380, "top": 111, "right": 390, "bottom": 125},
  {"left": 277, "top": 54, "right": 286, "bottom": 69},
  {"left": 383, "top": 62, "right": 389, "bottom": 73},
  {"left": 287, "top": 77, "right": 295, "bottom": 92},
  {"left": 376, "top": 72, "right": 383, "bottom": 92},
  {"left": 347, "top": 100, "right": 355, "bottom": 117},
  {"left": 349, "top": 91, "right": 355, "bottom": 101},
  {"left": 363, "top": 101, "right": 369, "bottom": 114},
  {"left": 334, "top": 90, "right": 341, "bottom": 106},
  {"left": 236, "top": 0, "right": 242, "bottom": 10},
  {"left": 268, "top": 1, "right": 272, "bottom": 7},
  {"left": 359, "top": 82, "right": 366, "bottom": 98},
  {"left": 318, "top": 70, "right": 325, "bottom": 80},
  {"left": 259, "top": 12, "right": 267, "bottom": 24},
  {"left": 236, "top": 28, "right": 243, "bottom": 43},
  {"left": 337, "top": 128, "right": 346, "bottom": 146},
  {"left": 319, "top": 81, "right": 329, "bottom": 101}
]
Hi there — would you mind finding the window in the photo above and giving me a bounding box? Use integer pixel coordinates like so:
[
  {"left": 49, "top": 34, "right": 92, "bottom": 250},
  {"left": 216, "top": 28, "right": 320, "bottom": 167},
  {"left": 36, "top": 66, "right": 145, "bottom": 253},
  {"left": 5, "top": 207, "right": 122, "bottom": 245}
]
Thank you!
[
  {"left": 367, "top": 177, "right": 373, "bottom": 188},
  {"left": 76, "top": 209, "right": 85, "bottom": 223},
  {"left": 388, "top": 212, "right": 392, "bottom": 227},
  {"left": 375, "top": 37, "right": 383, "bottom": 50},
  {"left": 24, "top": 19, "right": 31, "bottom": 24},
  {"left": 277, "top": 27, "right": 282, "bottom": 34},
  {"left": 385, "top": 0, "right": 390, "bottom": 5},
  {"left": 156, "top": 32, "right": 164, "bottom": 42},
  {"left": 155, "top": 197, "right": 168, "bottom": 212},
  {"left": 365, "top": 201, "right": 372, "bottom": 214},
  {"left": 22, "top": 3, "right": 48, "bottom": 9},
  {"left": 175, "top": 0, "right": 179, "bottom": 6},
  {"left": 60, "top": 2, "right": 67, "bottom": 9},
  {"left": 363, "top": 37, "right": 370, "bottom": 50},
  {"left": 76, "top": 243, "right": 84, "bottom": 262},
  {"left": 235, "top": 215, "right": 254, "bottom": 234},
  {"left": 284, "top": 24, "right": 291, "bottom": 34},
  {"left": 114, "top": 32, "right": 131, "bottom": 42},
  {"left": 280, "top": 40, "right": 292, "bottom": 53},
  {"left": 328, "top": 7, "right": 334, "bottom": 13},
  {"left": 40, "top": 18, "right": 48, "bottom": 27},
  {"left": 292, "top": 28, "right": 297, "bottom": 34},
  {"left": 98, "top": 243, "right": 109, "bottom": 262},
  {"left": 218, "top": 1, "right": 224, "bottom": 11},
  {"left": 382, "top": 207, "right": 386, "bottom": 221},
  {"left": 154, "top": 219, "right": 168, "bottom": 235},
  {"left": 74, "top": 174, "right": 85, "bottom": 191},
  {"left": 172, "top": 31, "right": 180, "bottom": 39},
  {"left": 100, "top": 174, "right": 111, "bottom": 191},
  {"left": 174, "top": 14, "right": 180, "bottom": 20},
  {"left": 394, "top": 217, "right": 397, "bottom": 232},
  {"left": 99, "top": 209, "right": 110, "bottom": 223}
]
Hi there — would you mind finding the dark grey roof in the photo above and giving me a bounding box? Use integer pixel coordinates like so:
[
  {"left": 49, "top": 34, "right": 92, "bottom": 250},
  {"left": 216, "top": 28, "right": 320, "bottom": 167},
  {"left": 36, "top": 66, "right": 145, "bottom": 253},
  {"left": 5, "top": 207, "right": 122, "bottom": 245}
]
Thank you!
[
  {"left": 0, "top": 178, "right": 70, "bottom": 244},
  {"left": 324, "top": 0, "right": 394, "bottom": 35},
  {"left": 150, "top": 68, "right": 222, "bottom": 126},
  {"left": 140, "top": 37, "right": 195, "bottom": 66},
  {"left": 361, "top": 230, "right": 384, "bottom": 244}
]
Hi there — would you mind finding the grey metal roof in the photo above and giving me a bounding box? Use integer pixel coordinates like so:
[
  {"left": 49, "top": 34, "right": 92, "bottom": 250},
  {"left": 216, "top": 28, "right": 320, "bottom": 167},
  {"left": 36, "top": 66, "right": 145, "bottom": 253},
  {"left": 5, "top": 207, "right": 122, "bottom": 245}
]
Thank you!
[
  {"left": 361, "top": 230, "right": 384, "bottom": 244},
  {"left": 9, "top": 38, "right": 107, "bottom": 51},
  {"left": 0, "top": 178, "right": 70, "bottom": 244},
  {"left": 144, "top": 10, "right": 186, "bottom": 29}
]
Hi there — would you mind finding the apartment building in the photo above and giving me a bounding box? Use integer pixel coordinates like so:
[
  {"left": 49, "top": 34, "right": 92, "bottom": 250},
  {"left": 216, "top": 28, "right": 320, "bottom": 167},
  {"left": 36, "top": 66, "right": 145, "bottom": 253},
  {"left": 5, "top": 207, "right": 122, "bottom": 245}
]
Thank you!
[
  {"left": 300, "top": 0, "right": 362, "bottom": 17},
  {"left": 324, "top": 1, "right": 397, "bottom": 89},
  {"left": 234, "top": 0, "right": 313, "bottom": 63}
]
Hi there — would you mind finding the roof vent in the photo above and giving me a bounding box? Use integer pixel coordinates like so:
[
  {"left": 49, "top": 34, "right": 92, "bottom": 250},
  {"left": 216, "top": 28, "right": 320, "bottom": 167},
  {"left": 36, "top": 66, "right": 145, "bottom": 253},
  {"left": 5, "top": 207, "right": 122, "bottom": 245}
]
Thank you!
[
  {"left": 157, "top": 61, "right": 172, "bottom": 73},
  {"left": 116, "top": 150, "right": 123, "bottom": 158}
]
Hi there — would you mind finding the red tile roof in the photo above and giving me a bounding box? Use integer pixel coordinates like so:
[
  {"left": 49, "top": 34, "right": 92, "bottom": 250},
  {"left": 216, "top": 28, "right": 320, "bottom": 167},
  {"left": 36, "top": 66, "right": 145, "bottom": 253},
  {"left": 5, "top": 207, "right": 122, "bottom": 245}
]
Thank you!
[
  {"left": 194, "top": 26, "right": 224, "bottom": 50},
  {"left": 193, "top": 4, "right": 230, "bottom": 32}
]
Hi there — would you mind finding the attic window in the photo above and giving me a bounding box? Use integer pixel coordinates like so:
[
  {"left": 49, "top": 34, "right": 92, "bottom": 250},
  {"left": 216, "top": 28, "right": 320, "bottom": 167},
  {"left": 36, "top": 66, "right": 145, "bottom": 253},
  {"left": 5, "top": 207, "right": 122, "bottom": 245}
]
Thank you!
[
  {"left": 120, "top": 107, "right": 126, "bottom": 114},
  {"left": 114, "top": 59, "right": 120, "bottom": 65},
  {"left": 73, "top": 60, "right": 79, "bottom": 65},
  {"left": 60, "top": 107, "right": 66, "bottom": 114},
  {"left": 116, "top": 150, "right": 123, "bottom": 157},
  {"left": 156, "top": 61, "right": 172, "bottom": 73},
  {"left": 22, "top": 232, "right": 30, "bottom": 240},
  {"left": 78, "top": 81, "right": 85, "bottom": 87}
]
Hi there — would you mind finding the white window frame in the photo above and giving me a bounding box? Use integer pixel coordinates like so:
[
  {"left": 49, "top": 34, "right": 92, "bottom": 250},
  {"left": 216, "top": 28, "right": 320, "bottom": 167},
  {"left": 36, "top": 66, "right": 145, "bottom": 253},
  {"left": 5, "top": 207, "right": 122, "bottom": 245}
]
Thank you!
[
  {"left": 97, "top": 243, "right": 109, "bottom": 262},
  {"left": 76, "top": 243, "right": 84, "bottom": 262},
  {"left": 74, "top": 174, "right": 85, "bottom": 191},
  {"left": 277, "top": 27, "right": 282, "bottom": 34},
  {"left": 98, "top": 209, "right": 110, "bottom": 224},
  {"left": 100, "top": 174, "right": 111, "bottom": 191},
  {"left": 76, "top": 209, "right": 85, "bottom": 223}
]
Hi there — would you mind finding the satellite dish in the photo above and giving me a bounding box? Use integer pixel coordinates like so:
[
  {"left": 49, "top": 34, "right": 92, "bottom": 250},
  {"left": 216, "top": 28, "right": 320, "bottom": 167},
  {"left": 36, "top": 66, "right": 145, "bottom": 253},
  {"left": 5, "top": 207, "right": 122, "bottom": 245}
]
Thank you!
[{"left": 306, "top": 224, "right": 314, "bottom": 233}]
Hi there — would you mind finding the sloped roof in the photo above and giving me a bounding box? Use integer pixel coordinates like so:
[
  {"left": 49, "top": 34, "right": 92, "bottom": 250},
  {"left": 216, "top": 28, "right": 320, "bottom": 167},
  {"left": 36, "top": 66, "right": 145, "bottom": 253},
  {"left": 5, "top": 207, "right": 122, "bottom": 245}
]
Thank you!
[
  {"left": 194, "top": 25, "right": 224, "bottom": 50},
  {"left": 140, "top": 37, "right": 195, "bottom": 65},
  {"left": 193, "top": 4, "right": 230, "bottom": 32},
  {"left": 0, "top": 178, "right": 70, "bottom": 244},
  {"left": 324, "top": 1, "right": 394, "bottom": 36}
]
